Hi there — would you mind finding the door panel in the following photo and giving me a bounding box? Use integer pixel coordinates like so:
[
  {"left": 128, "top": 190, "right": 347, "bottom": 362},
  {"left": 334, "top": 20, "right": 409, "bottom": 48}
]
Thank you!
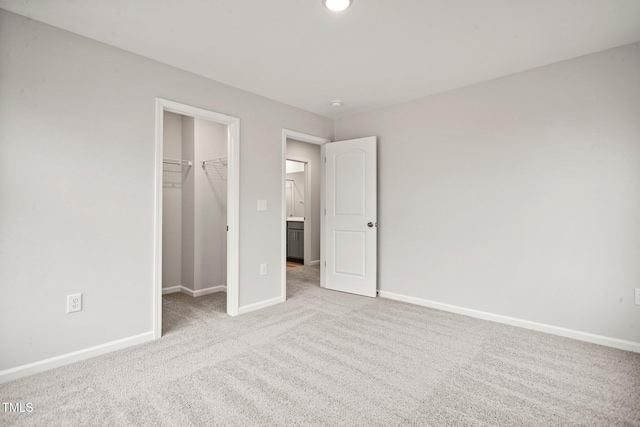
[
  {"left": 325, "top": 137, "right": 377, "bottom": 297},
  {"left": 334, "top": 230, "right": 366, "bottom": 277},
  {"left": 335, "top": 151, "right": 366, "bottom": 215}
]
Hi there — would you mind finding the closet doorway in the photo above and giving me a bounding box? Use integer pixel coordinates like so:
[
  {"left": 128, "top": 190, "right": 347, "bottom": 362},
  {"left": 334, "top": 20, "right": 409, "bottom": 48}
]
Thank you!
[{"left": 153, "top": 99, "right": 240, "bottom": 340}]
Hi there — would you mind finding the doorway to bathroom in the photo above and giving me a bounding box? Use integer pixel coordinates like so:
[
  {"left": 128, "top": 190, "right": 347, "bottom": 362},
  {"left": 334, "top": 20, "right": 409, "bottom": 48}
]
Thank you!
[
  {"left": 285, "top": 158, "right": 307, "bottom": 269},
  {"left": 281, "top": 130, "right": 330, "bottom": 300}
]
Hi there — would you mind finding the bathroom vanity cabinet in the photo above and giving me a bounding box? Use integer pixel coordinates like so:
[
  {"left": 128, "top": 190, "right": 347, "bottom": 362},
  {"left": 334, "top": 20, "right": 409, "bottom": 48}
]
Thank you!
[{"left": 287, "top": 220, "right": 304, "bottom": 262}]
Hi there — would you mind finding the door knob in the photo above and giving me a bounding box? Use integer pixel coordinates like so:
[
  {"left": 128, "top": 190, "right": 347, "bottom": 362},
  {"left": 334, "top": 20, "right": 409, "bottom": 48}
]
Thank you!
[{"left": 367, "top": 222, "right": 374, "bottom": 228}]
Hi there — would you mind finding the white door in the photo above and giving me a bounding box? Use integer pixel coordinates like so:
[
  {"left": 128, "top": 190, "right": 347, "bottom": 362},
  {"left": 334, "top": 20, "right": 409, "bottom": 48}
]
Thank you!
[{"left": 325, "top": 137, "right": 377, "bottom": 297}]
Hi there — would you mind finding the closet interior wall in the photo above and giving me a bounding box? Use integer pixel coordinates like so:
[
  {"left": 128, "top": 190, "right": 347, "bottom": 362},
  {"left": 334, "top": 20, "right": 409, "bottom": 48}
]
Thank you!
[{"left": 162, "top": 112, "right": 228, "bottom": 294}]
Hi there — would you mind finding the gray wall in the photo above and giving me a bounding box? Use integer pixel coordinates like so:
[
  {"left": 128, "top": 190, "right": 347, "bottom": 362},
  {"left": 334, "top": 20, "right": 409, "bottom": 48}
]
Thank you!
[
  {"left": 286, "top": 140, "right": 322, "bottom": 263},
  {"left": 335, "top": 42, "right": 640, "bottom": 343},
  {"left": 0, "top": 10, "right": 333, "bottom": 371}
]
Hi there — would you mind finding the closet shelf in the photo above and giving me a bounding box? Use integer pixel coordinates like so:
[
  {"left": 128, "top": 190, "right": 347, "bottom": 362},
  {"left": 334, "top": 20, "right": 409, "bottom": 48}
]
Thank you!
[
  {"left": 201, "top": 156, "right": 228, "bottom": 181},
  {"left": 163, "top": 158, "right": 193, "bottom": 166},
  {"left": 163, "top": 158, "right": 192, "bottom": 173}
]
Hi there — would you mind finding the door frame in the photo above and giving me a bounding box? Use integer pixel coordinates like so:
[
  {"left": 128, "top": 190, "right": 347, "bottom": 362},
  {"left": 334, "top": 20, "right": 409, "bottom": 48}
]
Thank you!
[
  {"left": 153, "top": 98, "right": 240, "bottom": 340},
  {"left": 281, "top": 129, "right": 330, "bottom": 302}
]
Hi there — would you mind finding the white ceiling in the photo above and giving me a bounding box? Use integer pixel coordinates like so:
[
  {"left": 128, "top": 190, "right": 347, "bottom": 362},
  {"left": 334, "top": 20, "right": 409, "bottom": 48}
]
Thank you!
[{"left": 2, "top": 0, "right": 639, "bottom": 119}]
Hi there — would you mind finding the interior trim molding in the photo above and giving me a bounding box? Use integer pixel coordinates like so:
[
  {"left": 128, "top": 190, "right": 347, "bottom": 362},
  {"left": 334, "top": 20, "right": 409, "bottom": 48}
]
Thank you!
[
  {"left": 309, "top": 260, "right": 321, "bottom": 265},
  {"left": 0, "top": 331, "right": 154, "bottom": 384},
  {"left": 162, "top": 285, "right": 226, "bottom": 297},
  {"left": 238, "top": 296, "right": 282, "bottom": 315},
  {"left": 183, "top": 286, "right": 227, "bottom": 297},
  {"left": 162, "top": 286, "right": 181, "bottom": 295},
  {"left": 378, "top": 291, "right": 640, "bottom": 354}
]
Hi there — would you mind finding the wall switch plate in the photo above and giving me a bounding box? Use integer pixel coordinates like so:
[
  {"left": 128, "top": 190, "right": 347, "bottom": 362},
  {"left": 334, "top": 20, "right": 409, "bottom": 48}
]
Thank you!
[
  {"left": 260, "top": 263, "right": 268, "bottom": 276},
  {"left": 257, "top": 200, "right": 267, "bottom": 211},
  {"left": 635, "top": 288, "right": 640, "bottom": 306},
  {"left": 67, "top": 293, "right": 82, "bottom": 313}
]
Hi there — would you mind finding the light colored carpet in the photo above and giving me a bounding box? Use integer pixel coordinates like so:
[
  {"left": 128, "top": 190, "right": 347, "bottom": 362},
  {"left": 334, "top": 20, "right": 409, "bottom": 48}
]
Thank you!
[{"left": 2, "top": 265, "right": 639, "bottom": 426}]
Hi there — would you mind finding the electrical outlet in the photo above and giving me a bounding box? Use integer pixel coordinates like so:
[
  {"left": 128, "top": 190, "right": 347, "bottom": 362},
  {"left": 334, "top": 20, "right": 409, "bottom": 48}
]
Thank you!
[
  {"left": 67, "top": 293, "right": 82, "bottom": 313},
  {"left": 260, "top": 263, "right": 268, "bottom": 276},
  {"left": 635, "top": 288, "right": 640, "bottom": 306}
]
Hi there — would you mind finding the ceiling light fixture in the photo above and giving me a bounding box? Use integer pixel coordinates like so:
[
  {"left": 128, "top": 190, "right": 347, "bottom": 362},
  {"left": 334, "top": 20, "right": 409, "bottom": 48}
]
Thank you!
[
  {"left": 323, "top": 0, "right": 352, "bottom": 12},
  {"left": 331, "top": 100, "right": 344, "bottom": 107}
]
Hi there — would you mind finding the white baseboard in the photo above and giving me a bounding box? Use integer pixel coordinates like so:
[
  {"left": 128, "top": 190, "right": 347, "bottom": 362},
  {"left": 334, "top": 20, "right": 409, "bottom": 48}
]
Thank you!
[
  {"left": 162, "top": 286, "right": 181, "bottom": 295},
  {"left": 162, "top": 285, "right": 226, "bottom": 297},
  {"left": 184, "top": 285, "right": 226, "bottom": 297},
  {"left": 377, "top": 291, "right": 640, "bottom": 354},
  {"left": 0, "top": 331, "right": 154, "bottom": 384},
  {"left": 309, "top": 260, "right": 321, "bottom": 266},
  {"left": 238, "top": 296, "right": 282, "bottom": 315}
]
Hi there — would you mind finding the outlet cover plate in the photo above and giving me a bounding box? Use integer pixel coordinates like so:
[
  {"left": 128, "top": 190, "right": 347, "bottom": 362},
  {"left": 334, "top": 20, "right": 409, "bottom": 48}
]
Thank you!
[
  {"left": 635, "top": 288, "right": 640, "bottom": 306},
  {"left": 67, "top": 293, "right": 82, "bottom": 313}
]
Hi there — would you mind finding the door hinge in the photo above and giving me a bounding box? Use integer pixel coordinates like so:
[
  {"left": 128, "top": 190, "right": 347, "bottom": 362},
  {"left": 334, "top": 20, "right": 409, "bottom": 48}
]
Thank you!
[
  {"left": 325, "top": 261, "right": 327, "bottom": 267},
  {"left": 324, "top": 157, "right": 326, "bottom": 163},
  {"left": 226, "top": 226, "right": 229, "bottom": 231}
]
